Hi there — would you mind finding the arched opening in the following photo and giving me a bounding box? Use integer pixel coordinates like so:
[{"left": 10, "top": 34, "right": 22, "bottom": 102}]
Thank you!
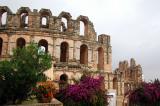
[
  {"left": 41, "top": 17, "right": 47, "bottom": 26},
  {"left": 61, "top": 17, "right": 67, "bottom": 32},
  {"left": 16, "top": 38, "right": 26, "bottom": 48},
  {"left": 0, "top": 38, "right": 3, "bottom": 55},
  {"left": 60, "top": 74, "right": 68, "bottom": 82},
  {"left": 0, "top": 11, "right": 7, "bottom": 26},
  {"left": 59, "top": 74, "right": 68, "bottom": 90},
  {"left": 113, "top": 78, "right": 118, "bottom": 90},
  {"left": 80, "top": 21, "right": 85, "bottom": 35},
  {"left": 98, "top": 47, "right": 104, "bottom": 70},
  {"left": 60, "top": 42, "right": 69, "bottom": 62},
  {"left": 77, "top": 16, "right": 89, "bottom": 36},
  {"left": 80, "top": 44, "right": 88, "bottom": 64},
  {"left": 39, "top": 9, "right": 52, "bottom": 28},
  {"left": 38, "top": 39, "right": 48, "bottom": 53},
  {"left": 20, "top": 12, "right": 28, "bottom": 28},
  {"left": 40, "top": 16, "right": 48, "bottom": 28}
]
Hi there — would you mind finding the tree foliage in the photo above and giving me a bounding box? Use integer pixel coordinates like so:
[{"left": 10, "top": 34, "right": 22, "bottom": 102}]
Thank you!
[{"left": 0, "top": 43, "right": 52, "bottom": 104}]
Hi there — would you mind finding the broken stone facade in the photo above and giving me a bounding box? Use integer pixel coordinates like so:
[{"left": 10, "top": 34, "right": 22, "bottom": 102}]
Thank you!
[
  {"left": 0, "top": 6, "right": 142, "bottom": 106},
  {"left": 113, "top": 58, "right": 143, "bottom": 105}
]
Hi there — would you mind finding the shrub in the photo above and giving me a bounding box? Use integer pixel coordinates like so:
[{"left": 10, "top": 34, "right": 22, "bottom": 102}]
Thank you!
[
  {"left": 128, "top": 79, "right": 160, "bottom": 106},
  {"left": 56, "top": 75, "right": 108, "bottom": 106},
  {"left": 0, "top": 43, "right": 52, "bottom": 105}
]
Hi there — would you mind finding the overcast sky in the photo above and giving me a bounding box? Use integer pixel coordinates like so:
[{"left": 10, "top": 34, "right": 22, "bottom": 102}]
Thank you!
[{"left": 1, "top": 0, "right": 160, "bottom": 81}]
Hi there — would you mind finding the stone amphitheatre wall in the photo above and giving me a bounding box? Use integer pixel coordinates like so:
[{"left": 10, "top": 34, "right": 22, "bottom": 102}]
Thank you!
[{"left": 0, "top": 6, "right": 112, "bottom": 81}]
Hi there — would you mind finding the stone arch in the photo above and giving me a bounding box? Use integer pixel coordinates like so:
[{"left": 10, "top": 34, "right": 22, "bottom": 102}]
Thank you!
[
  {"left": 58, "top": 11, "right": 72, "bottom": 20},
  {"left": 38, "top": 39, "right": 48, "bottom": 53},
  {"left": 17, "top": 7, "right": 31, "bottom": 28},
  {"left": 0, "top": 38, "right": 3, "bottom": 55},
  {"left": 20, "top": 13, "right": 28, "bottom": 28},
  {"left": 0, "top": 6, "right": 12, "bottom": 14},
  {"left": 97, "top": 47, "right": 104, "bottom": 70},
  {"left": 19, "top": 11, "right": 28, "bottom": 28},
  {"left": 77, "top": 15, "right": 89, "bottom": 36},
  {"left": 60, "top": 74, "right": 68, "bottom": 82},
  {"left": 41, "top": 17, "right": 47, "bottom": 26},
  {"left": 60, "top": 42, "right": 69, "bottom": 62},
  {"left": 58, "top": 11, "right": 72, "bottom": 32},
  {"left": 59, "top": 12, "right": 72, "bottom": 32},
  {"left": 113, "top": 77, "right": 118, "bottom": 90},
  {"left": 59, "top": 74, "right": 69, "bottom": 90},
  {"left": 0, "top": 6, "right": 12, "bottom": 26},
  {"left": 39, "top": 9, "right": 52, "bottom": 28},
  {"left": 16, "top": 7, "right": 31, "bottom": 14},
  {"left": 0, "top": 11, "right": 7, "bottom": 26},
  {"left": 80, "top": 44, "right": 88, "bottom": 65},
  {"left": 39, "top": 9, "right": 52, "bottom": 16},
  {"left": 16, "top": 37, "right": 26, "bottom": 48},
  {"left": 61, "top": 17, "right": 67, "bottom": 32}
]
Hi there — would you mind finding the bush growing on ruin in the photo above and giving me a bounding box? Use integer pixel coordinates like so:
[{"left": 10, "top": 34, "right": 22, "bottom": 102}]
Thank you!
[{"left": 0, "top": 43, "right": 52, "bottom": 105}]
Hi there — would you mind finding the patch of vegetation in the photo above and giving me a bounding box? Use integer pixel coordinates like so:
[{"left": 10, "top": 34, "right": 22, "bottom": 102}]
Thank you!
[{"left": 0, "top": 43, "right": 52, "bottom": 105}]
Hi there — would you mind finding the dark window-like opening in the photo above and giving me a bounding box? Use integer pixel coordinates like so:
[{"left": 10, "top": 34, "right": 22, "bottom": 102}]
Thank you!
[
  {"left": 98, "top": 47, "right": 104, "bottom": 70},
  {"left": 60, "top": 74, "right": 68, "bottom": 82},
  {"left": 0, "top": 38, "right": 3, "bottom": 55},
  {"left": 20, "top": 12, "right": 28, "bottom": 28},
  {"left": 80, "top": 44, "right": 88, "bottom": 64},
  {"left": 61, "top": 17, "right": 67, "bottom": 32},
  {"left": 38, "top": 39, "right": 48, "bottom": 53},
  {"left": 0, "top": 11, "right": 7, "bottom": 26},
  {"left": 113, "top": 78, "right": 118, "bottom": 90},
  {"left": 16, "top": 38, "right": 26, "bottom": 48},
  {"left": 60, "top": 42, "right": 69, "bottom": 62},
  {"left": 59, "top": 74, "right": 68, "bottom": 90}
]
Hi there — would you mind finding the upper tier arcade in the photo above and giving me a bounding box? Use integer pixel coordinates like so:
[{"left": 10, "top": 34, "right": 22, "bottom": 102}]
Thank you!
[
  {"left": 0, "top": 6, "right": 112, "bottom": 73},
  {"left": 0, "top": 6, "right": 107, "bottom": 42}
]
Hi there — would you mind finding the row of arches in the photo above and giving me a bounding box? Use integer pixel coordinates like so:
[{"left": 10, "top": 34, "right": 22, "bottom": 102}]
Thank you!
[
  {"left": 60, "top": 16, "right": 87, "bottom": 35},
  {"left": 0, "top": 37, "right": 48, "bottom": 55},
  {"left": 60, "top": 42, "right": 104, "bottom": 70},
  {"left": 59, "top": 42, "right": 89, "bottom": 64},
  {"left": 0, "top": 7, "right": 88, "bottom": 35},
  {"left": 16, "top": 38, "right": 48, "bottom": 53},
  {"left": 0, "top": 37, "right": 104, "bottom": 70}
]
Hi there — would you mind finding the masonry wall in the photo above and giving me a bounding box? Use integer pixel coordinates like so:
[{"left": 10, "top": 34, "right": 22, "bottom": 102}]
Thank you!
[{"left": 0, "top": 6, "right": 112, "bottom": 81}]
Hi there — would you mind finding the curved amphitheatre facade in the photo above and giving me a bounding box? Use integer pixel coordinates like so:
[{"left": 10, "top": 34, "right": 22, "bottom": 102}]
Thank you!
[{"left": 0, "top": 6, "right": 142, "bottom": 105}]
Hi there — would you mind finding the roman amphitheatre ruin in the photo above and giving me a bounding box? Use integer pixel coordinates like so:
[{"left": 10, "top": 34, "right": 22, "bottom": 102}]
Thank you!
[{"left": 0, "top": 6, "right": 142, "bottom": 106}]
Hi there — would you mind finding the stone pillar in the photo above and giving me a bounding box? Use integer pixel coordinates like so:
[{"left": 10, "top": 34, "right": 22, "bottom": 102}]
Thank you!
[
  {"left": 88, "top": 49, "right": 92, "bottom": 63},
  {"left": 73, "top": 40, "right": 75, "bottom": 59},
  {"left": 69, "top": 45, "right": 73, "bottom": 60},
  {"left": 55, "top": 45, "right": 60, "bottom": 61}
]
